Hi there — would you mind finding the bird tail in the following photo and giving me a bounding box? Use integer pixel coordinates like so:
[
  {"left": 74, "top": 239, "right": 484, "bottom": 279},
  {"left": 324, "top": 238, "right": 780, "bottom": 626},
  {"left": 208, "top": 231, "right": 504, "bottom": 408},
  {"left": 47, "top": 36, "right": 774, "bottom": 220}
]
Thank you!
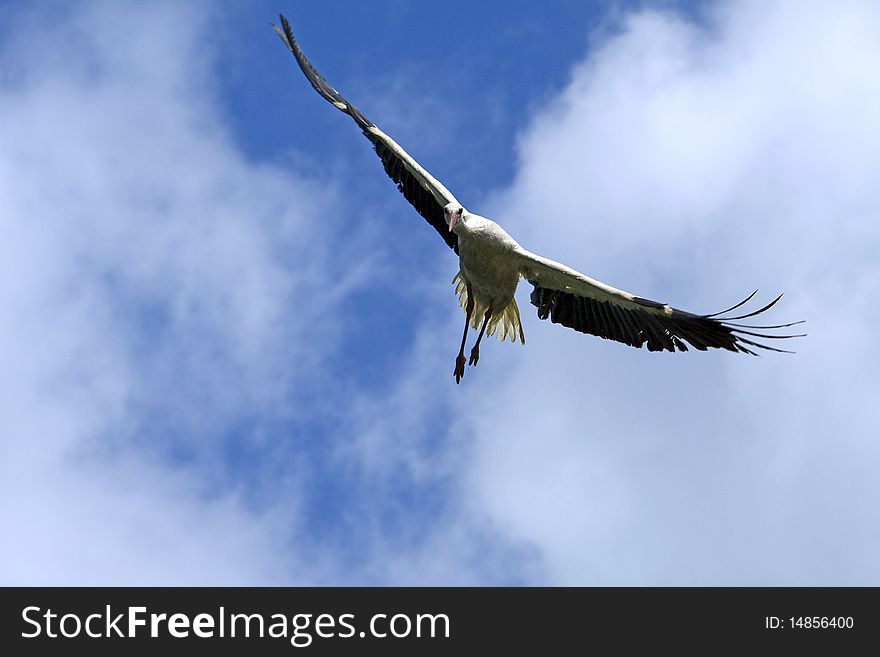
[{"left": 453, "top": 273, "right": 525, "bottom": 344}]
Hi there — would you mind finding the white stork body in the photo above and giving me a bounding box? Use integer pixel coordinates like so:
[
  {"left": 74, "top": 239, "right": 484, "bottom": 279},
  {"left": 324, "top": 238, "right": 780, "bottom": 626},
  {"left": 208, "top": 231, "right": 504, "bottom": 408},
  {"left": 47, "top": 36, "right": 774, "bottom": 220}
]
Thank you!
[
  {"left": 273, "top": 15, "right": 803, "bottom": 383},
  {"left": 454, "top": 212, "right": 525, "bottom": 343}
]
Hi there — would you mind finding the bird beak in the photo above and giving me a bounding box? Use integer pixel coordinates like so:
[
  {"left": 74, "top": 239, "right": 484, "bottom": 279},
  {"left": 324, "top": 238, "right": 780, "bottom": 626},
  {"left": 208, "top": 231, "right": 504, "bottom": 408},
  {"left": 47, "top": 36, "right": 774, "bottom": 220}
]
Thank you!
[{"left": 447, "top": 213, "right": 459, "bottom": 232}]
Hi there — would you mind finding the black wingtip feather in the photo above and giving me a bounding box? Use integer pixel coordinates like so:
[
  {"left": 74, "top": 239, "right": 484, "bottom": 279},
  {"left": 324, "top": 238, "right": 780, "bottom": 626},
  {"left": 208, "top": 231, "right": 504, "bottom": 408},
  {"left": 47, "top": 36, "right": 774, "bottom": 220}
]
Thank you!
[
  {"left": 273, "top": 14, "right": 374, "bottom": 131},
  {"left": 529, "top": 283, "right": 803, "bottom": 357},
  {"left": 716, "top": 293, "right": 784, "bottom": 321},
  {"left": 704, "top": 289, "right": 759, "bottom": 317}
]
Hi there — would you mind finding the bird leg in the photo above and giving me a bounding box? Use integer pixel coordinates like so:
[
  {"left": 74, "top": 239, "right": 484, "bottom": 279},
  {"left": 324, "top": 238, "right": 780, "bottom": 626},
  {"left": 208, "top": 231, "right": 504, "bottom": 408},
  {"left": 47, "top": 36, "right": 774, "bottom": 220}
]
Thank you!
[
  {"left": 469, "top": 308, "right": 492, "bottom": 367},
  {"left": 454, "top": 283, "right": 474, "bottom": 384}
]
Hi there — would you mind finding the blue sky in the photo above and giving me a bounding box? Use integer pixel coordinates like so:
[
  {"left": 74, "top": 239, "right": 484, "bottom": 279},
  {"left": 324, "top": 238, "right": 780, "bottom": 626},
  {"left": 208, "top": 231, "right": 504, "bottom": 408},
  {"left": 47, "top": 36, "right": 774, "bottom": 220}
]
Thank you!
[{"left": 2, "top": 0, "right": 879, "bottom": 585}]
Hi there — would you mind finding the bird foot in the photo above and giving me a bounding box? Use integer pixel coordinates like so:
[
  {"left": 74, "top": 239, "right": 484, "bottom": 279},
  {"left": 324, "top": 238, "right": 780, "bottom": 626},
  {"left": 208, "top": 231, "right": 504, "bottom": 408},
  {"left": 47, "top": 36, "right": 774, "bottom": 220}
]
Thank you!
[
  {"left": 454, "top": 354, "right": 466, "bottom": 384},
  {"left": 468, "top": 347, "right": 480, "bottom": 367}
]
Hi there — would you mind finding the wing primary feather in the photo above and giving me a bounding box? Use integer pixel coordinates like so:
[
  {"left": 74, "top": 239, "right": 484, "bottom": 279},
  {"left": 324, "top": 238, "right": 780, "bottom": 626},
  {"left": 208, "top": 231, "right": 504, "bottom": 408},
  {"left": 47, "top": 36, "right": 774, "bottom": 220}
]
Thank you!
[
  {"left": 732, "top": 336, "right": 795, "bottom": 354},
  {"left": 576, "top": 299, "right": 588, "bottom": 332},
  {"left": 610, "top": 304, "right": 637, "bottom": 345},
  {"left": 614, "top": 305, "right": 640, "bottom": 346},
  {"left": 580, "top": 295, "right": 597, "bottom": 330},
  {"left": 728, "top": 328, "right": 807, "bottom": 340},
  {"left": 596, "top": 301, "right": 615, "bottom": 338},
  {"left": 668, "top": 318, "right": 711, "bottom": 350},
  {"left": 724, "top": 320, "right": 805, "bottom": 330},
  {"left": 638, "top": 314, "right": 672, "bottom": 352},
  {"left": 704, "top": 290, "right": 759, "bottom": 317},
  {"left": 555, "top": 293, "right": 573, "bottom": 327},
  {"left": 597, "top": 301, "right": 615, "bottom": 339},
  {"left": 713, "top": 293, "right": 784, "bottom": 321}
]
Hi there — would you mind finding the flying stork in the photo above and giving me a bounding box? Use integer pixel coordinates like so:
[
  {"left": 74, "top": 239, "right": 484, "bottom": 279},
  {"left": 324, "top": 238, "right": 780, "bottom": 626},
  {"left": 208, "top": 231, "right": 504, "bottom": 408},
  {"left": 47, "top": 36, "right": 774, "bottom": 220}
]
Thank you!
[{"left": 272, "top": 14, "right": 803, "bottom": 383}]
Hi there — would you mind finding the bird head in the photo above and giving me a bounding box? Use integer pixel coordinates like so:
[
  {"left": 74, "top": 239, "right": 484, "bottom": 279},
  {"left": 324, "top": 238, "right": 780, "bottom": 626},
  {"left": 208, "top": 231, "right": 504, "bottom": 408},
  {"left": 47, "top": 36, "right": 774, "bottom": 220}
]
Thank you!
[{"left": 444, "top": 203, "right": 465, "bottom": 232}]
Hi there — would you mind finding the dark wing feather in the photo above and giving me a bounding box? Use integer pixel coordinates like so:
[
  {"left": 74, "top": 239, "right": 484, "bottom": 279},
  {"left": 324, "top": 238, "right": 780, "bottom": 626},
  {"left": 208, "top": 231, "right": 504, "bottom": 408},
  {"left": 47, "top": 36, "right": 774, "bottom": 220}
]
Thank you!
[
  {"left": 273, "top": 14, "right": 459, "bottom": 253},
  {"left": 519, "top": 249, "right": 804, "bottom": 355}
]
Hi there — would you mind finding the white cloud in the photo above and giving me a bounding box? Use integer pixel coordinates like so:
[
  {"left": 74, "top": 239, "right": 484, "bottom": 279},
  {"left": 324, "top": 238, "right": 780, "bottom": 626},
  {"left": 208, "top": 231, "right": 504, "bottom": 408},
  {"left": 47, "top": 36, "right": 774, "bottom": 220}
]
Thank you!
[
  {"left": 0, "top": 1, "right": 352, "bottom": 584},
  {"left": 458, "top": 0, "right": 880, "bottom": 584},
  {"left": 0, "top": 0, "right": 513, "bottom": 587}
]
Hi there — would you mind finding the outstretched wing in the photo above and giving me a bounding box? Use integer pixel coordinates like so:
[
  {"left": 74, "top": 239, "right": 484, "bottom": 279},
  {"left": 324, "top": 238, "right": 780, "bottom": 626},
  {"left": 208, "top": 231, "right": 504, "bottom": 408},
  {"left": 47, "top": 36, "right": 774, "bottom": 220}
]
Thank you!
[
  {"left": 517, "top": 249, "right": 804, "bottom": 354},
  {"left": 273, "top": 14, "right": 460, "bottom": 253}
]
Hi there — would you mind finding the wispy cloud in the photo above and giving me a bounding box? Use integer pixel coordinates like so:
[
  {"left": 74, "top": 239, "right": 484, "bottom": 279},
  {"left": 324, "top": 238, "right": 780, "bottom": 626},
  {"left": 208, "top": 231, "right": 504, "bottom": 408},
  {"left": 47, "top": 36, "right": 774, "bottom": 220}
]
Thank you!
[
  {"left": 465, "top": 0, "right": 880, "bottom": 584},
  {"left": 0, "top": 1, "right": 355, "bottom": 584}
]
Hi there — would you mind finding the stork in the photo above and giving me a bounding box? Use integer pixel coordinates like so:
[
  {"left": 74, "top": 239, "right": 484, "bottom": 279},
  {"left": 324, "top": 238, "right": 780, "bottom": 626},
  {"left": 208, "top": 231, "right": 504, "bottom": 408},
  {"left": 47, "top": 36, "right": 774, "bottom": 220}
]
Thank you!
[{"left": 272, "top": 14, "right": 803, "bottom": 383}]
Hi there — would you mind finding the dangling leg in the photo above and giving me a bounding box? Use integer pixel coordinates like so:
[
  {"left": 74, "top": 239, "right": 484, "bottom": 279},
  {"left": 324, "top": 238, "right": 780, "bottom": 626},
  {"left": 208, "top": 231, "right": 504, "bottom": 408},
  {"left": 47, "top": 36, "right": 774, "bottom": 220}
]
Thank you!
[
  {"left": 454, "top": 282, "right": 474, "bottom": 384},
  {"left": 469, "top": 308, "right": 492, "bottom": 367}
]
